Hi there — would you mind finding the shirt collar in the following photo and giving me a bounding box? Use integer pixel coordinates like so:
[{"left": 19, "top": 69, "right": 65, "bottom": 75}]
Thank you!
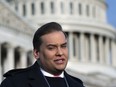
[{"left": 40, "top": 68, "right": 64, "bottom": 78}]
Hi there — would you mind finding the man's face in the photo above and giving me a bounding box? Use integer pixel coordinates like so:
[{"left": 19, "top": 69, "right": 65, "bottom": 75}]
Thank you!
[{"left": 37, "top": 31, "right": 68, "bottom": 75}]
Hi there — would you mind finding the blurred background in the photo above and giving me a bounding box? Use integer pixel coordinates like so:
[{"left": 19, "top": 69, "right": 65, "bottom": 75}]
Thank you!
[{"left": 0, "top": 0, "right": 116, "bottom": 87}]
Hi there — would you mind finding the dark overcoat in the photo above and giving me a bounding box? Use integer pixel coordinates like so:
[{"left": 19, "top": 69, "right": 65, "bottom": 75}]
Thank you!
[{"left": 0, "top": 61, "right": 84, "bottom": 87}]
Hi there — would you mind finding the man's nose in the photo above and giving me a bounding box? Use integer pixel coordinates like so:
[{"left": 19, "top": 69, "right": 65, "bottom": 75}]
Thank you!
[{"left": 56, "top": 47, "right": 63, "bottom": 55}]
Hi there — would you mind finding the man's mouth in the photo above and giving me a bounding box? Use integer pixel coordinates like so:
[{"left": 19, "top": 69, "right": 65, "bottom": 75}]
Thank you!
[{"left": 54, "top": 59, "right": 65, "bottom": 64}]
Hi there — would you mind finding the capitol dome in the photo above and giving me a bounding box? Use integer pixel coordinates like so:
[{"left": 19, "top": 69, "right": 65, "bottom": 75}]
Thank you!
[
  {"left": 9, "top": 0, "right": 109, "bottom": 28},
  {"left": 1, "top": 0, "right": 116, "bottom": 86}
]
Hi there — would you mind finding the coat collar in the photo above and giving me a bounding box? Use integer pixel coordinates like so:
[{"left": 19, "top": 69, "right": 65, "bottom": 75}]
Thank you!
[
  {"left": 27, "top": 61, "right": 83, "bottom": 87},
  {"left": 27, "top": 61, "right": 49, "bottom": 87},
  {"left": 40, "top": 68, "right": 64, "bottom": 78},
  {"left": 27, "top": 61, "right": 69, "bottom": 87}
]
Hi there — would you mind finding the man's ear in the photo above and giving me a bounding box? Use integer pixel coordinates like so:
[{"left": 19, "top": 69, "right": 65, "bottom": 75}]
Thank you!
[{"left": 33, "top": 49, "right": 39, "bottom": 60}]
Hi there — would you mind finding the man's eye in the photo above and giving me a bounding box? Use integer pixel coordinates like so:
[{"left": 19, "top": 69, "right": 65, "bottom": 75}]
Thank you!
[
  {"left": 48, "top": 47, "right": 55, "bottom": 50},
  {"left": 61, "top": 45, "right": 67, "bottom": 48}
]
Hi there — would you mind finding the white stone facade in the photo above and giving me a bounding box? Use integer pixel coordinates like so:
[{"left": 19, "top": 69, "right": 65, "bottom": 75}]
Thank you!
[
  {"left": 0, "top": 0, "right": 35, "bottom": 82},
  {"left": 1, "top": 0, "right": 116, "bottom": 87}
]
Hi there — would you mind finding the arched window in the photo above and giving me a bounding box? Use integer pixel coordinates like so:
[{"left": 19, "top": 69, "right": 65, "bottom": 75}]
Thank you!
[
  {"left": 15, "top": 5, "right": 18, "bottom": 11},
  {"left": 78, "top": 3, "right": 82, "bottom": 15},
  {"left": 50, "top": 2, "right": 55, "bottom": 14},
  {"left": 70, "top": 2, "right": 73, "bottom": 14},
  {"left": 86, "top": 5, "right": 90, "bottom": 16},
  {"left": 23, "top": 4, "right": 26, "bottom": 16},
  {"left": 41, "top": 2, "right": 45, "bottom": 14},
  {"left": 60, "top": 2, "right": 64, "bottom": 14},
  {"left": 1, "top": 43, "right": 7, "bottom": 76},
  {"left": 31, "top": 3, "right": 35, "bottom": 15},
  {"left": 14, "top": 47, "right": 21, "bottom": 68}
]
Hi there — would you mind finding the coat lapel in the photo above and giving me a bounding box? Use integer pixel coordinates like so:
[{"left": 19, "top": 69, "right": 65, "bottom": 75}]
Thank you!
[{"left": 27, "top": 62, "right": 49, "bottom": 87}]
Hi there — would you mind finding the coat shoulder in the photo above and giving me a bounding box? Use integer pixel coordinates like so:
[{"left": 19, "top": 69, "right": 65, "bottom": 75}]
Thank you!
[
  {"left": 1, "top": 62, "right": 39, "bottom": 87},
  {"left": 1, "top": 67, "right": 30, "bottom": 87},
  {"left": 3, "top": 66, "right": 31, "bottom": 78},
  {"left": 3, "top": 62, "right": 39, "bottom": 78}
]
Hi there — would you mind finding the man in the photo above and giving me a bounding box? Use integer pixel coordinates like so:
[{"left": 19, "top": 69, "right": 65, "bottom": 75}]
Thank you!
[{"left": 0, "top": 22, "right": 85, "bottom": 87}]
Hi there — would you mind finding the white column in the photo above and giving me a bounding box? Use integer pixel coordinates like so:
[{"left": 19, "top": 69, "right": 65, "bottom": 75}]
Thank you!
[
  {"left": 28, "top": 51, "right": 35, "bottom": 64},
  {"left": 68, "top": 32, "right": 74, "bottom": 61},
  {"left": 34, "top": 1, "right": 39, "bottom": 16},
  {"left": 85, "top": 36, "right": 89, "bottom": 62},
  {"left": 5, "top": 44, "right": 14, "bottom": 72},
  {"left": 90, "top": 34, "right": 96, "bottom": 63},
  {"left": 45, "top": 1, "right": 50, "bottom": 14},
  {"left": 64, "top": 1, "right": 69, "bottom": 14},
  {"left": 56, "top": 1, "right": 60, "bottom": 15},
  {"left": 80, "top": 33, "right": 85, "bottom": 62},
  {"left": 18, "top": 2, "right": 23, "bottom": 16},
  {"left": 75, "top": 35, "right": 79, "bottom": 61},
  {"left": 99, "top": 36, "right": 104, "bottom": 64},
  {"left": 105, "top": 38, "right": 110, "bottom": 65},
  {"left": 82, "top": 3, "right": 86, "bottom": 18},
  {"left": 89, "top": 5, "right": 93, "bottom": 19},
  {"left": 111, "top": 40, "right": 116, "bottom": 67},
  {"left": 0, "top": 43, "right": 2, "bottom": 82},
  {"left": 75, "top": 2, "right": 79, "bottom": 17},
  {"left": 20, "top": 49, "right": 27, "bottom": 68},
  {"left": 26, "top": 1, "right": 31, "bottom": 18}
]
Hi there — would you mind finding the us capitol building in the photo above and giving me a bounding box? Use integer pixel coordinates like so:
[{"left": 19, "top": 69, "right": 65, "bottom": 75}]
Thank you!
[{"left": 0, "top": 0, "right": 116, "bottom": 87}]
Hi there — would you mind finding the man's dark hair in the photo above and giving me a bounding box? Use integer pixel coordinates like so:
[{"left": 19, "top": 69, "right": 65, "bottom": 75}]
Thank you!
[{"left": 33, "top": 22, "right": 67, "bottom": 51}]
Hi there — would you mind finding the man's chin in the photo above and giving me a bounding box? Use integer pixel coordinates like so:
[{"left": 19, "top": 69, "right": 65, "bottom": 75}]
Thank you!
[{"left": 56, "top": 67, "right": 65, "bottom": 72}]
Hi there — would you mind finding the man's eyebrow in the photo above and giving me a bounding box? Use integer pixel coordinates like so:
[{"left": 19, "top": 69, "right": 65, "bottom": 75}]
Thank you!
[
  {"left": 63, "top": 41, "right": 67, "bottom": 44},
  {"left": 47, "top": 42, "right": 67, "bottom": 46},
  {"left": 61, "top": 42, "right": 67, "bottom": 45},
  {"left": 47, "top": 44, "right": 57, "bottom": 47}
]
